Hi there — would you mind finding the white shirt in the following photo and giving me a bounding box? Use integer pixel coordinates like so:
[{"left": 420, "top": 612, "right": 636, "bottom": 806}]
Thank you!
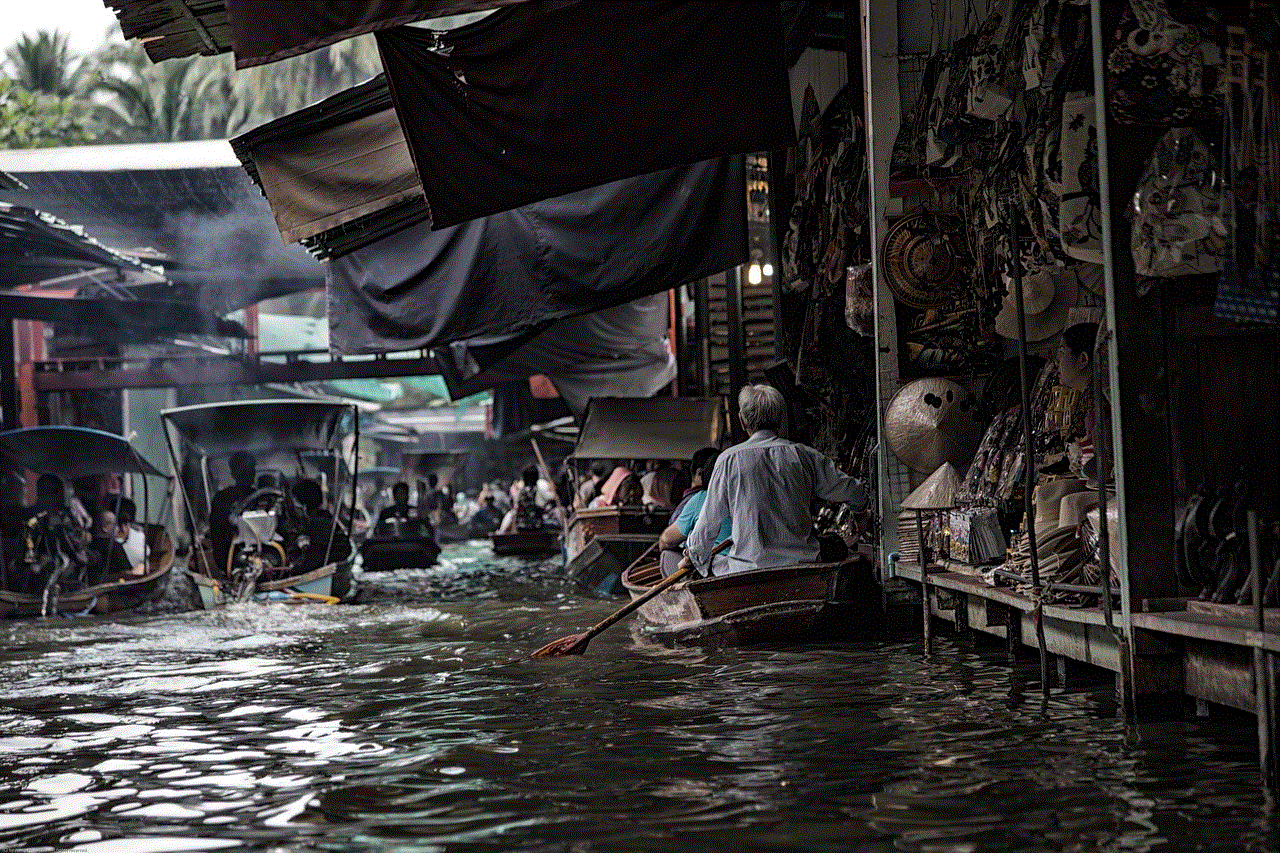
[
  {"left": 118, "top": 526, "right": 147, "bottom": 567},
  {"left": 686, "top": 430, "right": 866, "bottom": 574}
]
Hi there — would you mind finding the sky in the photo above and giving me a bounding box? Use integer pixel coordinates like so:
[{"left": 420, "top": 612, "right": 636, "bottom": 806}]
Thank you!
[{"left": 0, "top": 0, "right": 122, "bottom": 58}]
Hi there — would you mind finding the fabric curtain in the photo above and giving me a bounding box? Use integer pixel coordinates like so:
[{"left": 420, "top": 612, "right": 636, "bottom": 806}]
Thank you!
[
  {"left": 225, "top": 0, "right": 529, "bottom": 68},
  {"left": 327, "top": 154, "right": 745, "bottom": 355},
  {"left": 436, "top": 295, "right": 676, "bottom": 417},
  {"left": 374, "top": 0, "right": 793, "bottom": 227}
]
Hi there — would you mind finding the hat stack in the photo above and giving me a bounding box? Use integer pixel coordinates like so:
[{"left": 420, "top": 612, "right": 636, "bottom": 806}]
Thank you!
[
  {"left": 994, "top": 266, "right": 1080, "bottom": 342},
  {"left": 1003, "top": 477, "right": 1098, "bottom": 604}
]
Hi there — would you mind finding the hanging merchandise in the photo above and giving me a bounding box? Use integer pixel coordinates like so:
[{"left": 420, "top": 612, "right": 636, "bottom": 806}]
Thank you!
[
  {"left": 883, "top": 378, "right": 982, "bottom": 474},
  {"left": 965, "top": 0, "right": 1019, "bottom": 121},
  {"left": 993, "top": 265, "right": 1080, "bottom": 342},
  {"left": 1131, "top": 127, "right": 1229, "bottom": 279},
  {"left": 880, "top": 211, "right": 969, "bottom": 308},
  {"left": 1058, "top": 94, "right": 1103, "bottom": 263},
  {"left": 1106, "top": 0, "right": 1226, "bottom": 128},
  {"left": 1215, "top": 23, "right": 1279, "bottom": 324},
  {"left": 845, "top": 263, "right": 874, "bottom": 337}
]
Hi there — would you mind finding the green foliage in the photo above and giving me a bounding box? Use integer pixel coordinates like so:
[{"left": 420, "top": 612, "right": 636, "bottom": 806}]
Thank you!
[
  {"left": 1, "top": 27, "right": 386, "bottom": 147},
  {"left": 0, "top": 78, "right": 93, "bottom": 148}
]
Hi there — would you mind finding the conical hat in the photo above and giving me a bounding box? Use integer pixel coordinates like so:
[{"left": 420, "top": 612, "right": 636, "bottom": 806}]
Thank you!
[
  {"left": 901, "top": 462, "right": 961, "bottom": 510},
  {"left": 884, "top": 378, "right": 981, "bottom": 474}
]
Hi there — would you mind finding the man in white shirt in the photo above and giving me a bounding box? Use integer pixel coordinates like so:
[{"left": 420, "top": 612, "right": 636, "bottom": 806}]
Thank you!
[
  {"left": 113, "top": 497, "right": 148, "bottom": 570},
  {"left": 681, "top": 384, "right": 867, "bottom": 576}
]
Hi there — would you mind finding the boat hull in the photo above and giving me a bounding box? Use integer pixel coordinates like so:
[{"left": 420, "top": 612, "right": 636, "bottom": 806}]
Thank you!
[
  {"left": 359, "top": 536, "right": 441, "bottom": 571},
  {"left": 492, "top": 531, "right": 561, "bottom": 557},
  {"left": 188, "top": 558, "right": 350, "bottom": 608},
  {"left": 622, "top": 556, "right": 882, "bottom": 647},
  {"left": 0, "top": 563, "right": 174, "bottom": 618}
]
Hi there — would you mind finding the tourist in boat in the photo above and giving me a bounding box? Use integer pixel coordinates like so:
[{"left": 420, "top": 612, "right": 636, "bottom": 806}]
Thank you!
[
  {"left": 89, "top": 509, "right": 140, "bottom": 582},
  {"left": 680, "top": 384, "right": 867, "bottom": 577},
  {"left": 469, "top": 494, "right": 505, "bottom": 536},
  {"left": 611, "top": 472, "right": 644, "bottom": 508},
  {"left": 209, "top": 451, "right": 256, "bottom": 576},
  {"left": 293, "top": 478, "right": 351, "bottom": 571},
  {"left": 422, "top": 474, "right": 454, "bottom": 526},
  {"left": 588, "top": 465, "right": 631, "bottom": 508},
  {"left": 642, "top": 462, "right": 679, "bottom": 511},
  {"left": 498, "top": 465, "right": 556, "bottom": 534},
  {"left": 576, "top": 463, "right": 607, "bottom": 508},
  {"left": 113, "top": 497, "right": 147, "bottom": 568},
  {"left": 657, "top": 451, "right": 731, "bottom": 577},
  {"left": 376, "top": 482, "right": 427, "bottom": 537}
]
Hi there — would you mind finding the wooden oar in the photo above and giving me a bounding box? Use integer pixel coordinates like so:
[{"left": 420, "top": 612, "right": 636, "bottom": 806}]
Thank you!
[
  {"left": 532, "top": 538, "right": 731, "bottom": 658},
  {"left": 623, "top": 538, "right": 662, "bottom": 575}
]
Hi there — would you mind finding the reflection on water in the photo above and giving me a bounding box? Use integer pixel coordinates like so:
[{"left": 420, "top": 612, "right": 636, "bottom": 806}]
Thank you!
[{"left": 0, "top": 542, "right": 1276, "bottom": 852}]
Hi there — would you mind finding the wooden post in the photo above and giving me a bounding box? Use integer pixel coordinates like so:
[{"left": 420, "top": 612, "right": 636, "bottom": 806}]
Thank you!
[
  {"left": 1250, "top": 511, "right": 1277, "bottom": 789},
  {"left": 1006, "top": 604, "right": 1020, "bottom": 659},
  {"left": 918, "top": 509, "right": 931, "bottom": 654},
  {"left": 726, "top": 266, "right": 747, "bottom": 439}
]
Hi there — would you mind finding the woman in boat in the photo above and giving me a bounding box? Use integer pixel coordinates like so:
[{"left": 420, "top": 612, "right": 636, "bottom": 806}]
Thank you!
[
  {"left": 679, "top": 384, "right": 867, "bottom": 577},
  {"left": 657, "top": 452, "right": 730, "bottom": 577}
]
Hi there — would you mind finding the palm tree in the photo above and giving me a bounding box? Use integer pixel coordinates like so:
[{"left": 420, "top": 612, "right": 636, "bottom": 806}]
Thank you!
[
  {"left": 90, "top": 40, "right": 236, "bottom": 143},
  {"left": 3, "top": 30, "right": 95, "bottom": 98}
]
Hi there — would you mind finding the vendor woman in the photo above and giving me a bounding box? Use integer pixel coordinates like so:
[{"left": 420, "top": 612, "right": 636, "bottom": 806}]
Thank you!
[{"left": 1055, "top": 321, "right": 1100, "bottom": 474}]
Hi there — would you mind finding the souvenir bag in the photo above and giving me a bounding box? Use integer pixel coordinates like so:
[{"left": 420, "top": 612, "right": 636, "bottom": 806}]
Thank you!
[
  {"left": 1107, "top": 0, "right": 1225, "bottom": 127},
  {"left": 925, "top": 0, "right": 982, "bottom": 169},
  {"left": 1131, "top": 127, "right": 1228, "bottom": 278},
  {"left": 965, "top": 0, "right": 1017, "bottom": 121},
  {"left": 1058, "top": 94, "right": 1103, "bottom": 263}
]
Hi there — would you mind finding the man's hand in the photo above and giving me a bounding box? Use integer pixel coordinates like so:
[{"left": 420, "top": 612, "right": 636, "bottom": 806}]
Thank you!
[{"left": 677, "top": 554, "right": 693, "bottom": 574}]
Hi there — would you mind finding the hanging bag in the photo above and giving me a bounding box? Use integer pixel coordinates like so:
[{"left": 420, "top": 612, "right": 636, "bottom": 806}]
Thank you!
[
  {"left": 1132, "top": 127, "right": 1228, "bottom": 278},
  {"left": 1106, "top": 0, "right": 1226, "bottom": 127}
]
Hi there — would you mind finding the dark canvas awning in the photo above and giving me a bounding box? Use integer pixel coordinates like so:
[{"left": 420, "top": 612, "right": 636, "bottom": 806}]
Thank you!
[
  {"left": 162, "top": 399, "right": 355, "bottom": 458},
  {"left": 0, "top": 426, "right": 168, "bottom": 478},
  {"left": 328, "top": 155, "right": 745, "bottom": 354},
  {"left": 571, "top": 397, "right": 727, "bottom": 461},
  {"left": 374, "top": 1, "right": 793, "bottom": 228},
  {"left": 104, "top": 0, "right": 523, "bottom": 65},
  {"left": 231, "top": 75, "right": 425, "bottom": 259},
  {"left": 436, "top": 294, "right": 675, "bottom": 417}
]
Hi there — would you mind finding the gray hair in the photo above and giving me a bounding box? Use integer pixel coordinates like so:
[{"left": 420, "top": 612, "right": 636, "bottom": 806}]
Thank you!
[{"left": 738, "top": 384, "right": 784, "bottom": 432}]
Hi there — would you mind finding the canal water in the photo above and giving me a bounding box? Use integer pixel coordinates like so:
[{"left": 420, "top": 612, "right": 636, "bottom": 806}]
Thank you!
[{"left": 1, "top": 542, "right": 1276, "bottom": 852}]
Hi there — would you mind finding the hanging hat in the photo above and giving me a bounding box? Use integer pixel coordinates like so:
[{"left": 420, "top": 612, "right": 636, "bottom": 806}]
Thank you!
[
  {"left": 1032, "top": 477, "right": 1089, "bottom": 539},
  {"left": 994, "top": 266, "right": 1080, "bottom": 343},
  {"left": 884, "top": 378, "right": 982, "bottom": 474},
  {"left": 901, "top": 462, "right": 961, "bottom": 510},
  {"left": 1065, "top": 306, "right": 1103, "bottom": 330}
]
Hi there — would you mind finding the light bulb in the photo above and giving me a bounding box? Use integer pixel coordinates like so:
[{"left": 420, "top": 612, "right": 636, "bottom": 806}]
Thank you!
[
  {"left": 762, "top": 263, "right": 774, "bottom": 277},
  {"left": 747, "top": 264, "right": 762, "bottom": 285}
]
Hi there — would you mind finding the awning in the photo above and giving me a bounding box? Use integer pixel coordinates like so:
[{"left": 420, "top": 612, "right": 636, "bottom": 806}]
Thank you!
[
  {"left": 571, "top": 397, "right": 727, "bottom": 462},
  {"left": 328, "top": 155, "right": 744, "bottom": 354},
  {"left": 374, "top": 1, "right": 793, "bottom": 228},
  {"left": 0, "top": 202, "right": 160, "bottom": 287},
  {"left": 162, "top": 399, "right": 355, "bottom": 458},
  {"left": 231, "top": 76, "right": 422, "bottom": 258},
  {"left": 436, "top": 294, "right": 675, "bottom": 417},
  {"left": 0, "top": 426, "right": 168, "bottom": 478},
  {"left": 0, "top": 291, "right": 249, "bottom": 338},
  {"left": 104, "top": 0, "right": 517, "bottom": 64}
]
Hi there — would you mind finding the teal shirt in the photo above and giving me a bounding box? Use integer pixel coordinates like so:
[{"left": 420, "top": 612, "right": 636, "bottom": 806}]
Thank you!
[{"left": 675, "top": 489, "right": 731, "bottom": 545}]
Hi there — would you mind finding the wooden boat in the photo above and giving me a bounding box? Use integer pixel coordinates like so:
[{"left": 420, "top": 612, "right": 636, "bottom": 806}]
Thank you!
[
  {"left": 0, "top": 524, "right": 175, "bottom": 618},
  {"left": 163, "top": 400, "right": 360, "bottom": 607},
  {"left": 359, "top": 524, "right": 442, "bottom": 571},
  {"left": 492, "top": 530, "right": 562, "bottom": 557},
  {"left": 620, "top": 554, "right": 883, "bottom": 647},
  {"left": 0, "top": 425, "right": 177, "bottom": 619},
  {"left": 565, "top": 396, "right": 728, "bottom": 592}
]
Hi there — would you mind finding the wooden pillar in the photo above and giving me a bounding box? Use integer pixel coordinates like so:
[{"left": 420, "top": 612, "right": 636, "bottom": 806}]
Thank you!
[
  {"left": 726, "top": 265, "right": 747, "bottom": 440},
  {"left": 0, "top": 319, "right": 16, "bottom": 431},
  {"left": 694, "top": 277, "right": 711, "bottom": 397}
]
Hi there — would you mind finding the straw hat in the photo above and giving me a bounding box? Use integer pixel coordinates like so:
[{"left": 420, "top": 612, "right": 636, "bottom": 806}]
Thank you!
[
  {"left": 884, "top": 378, "right": 982, "bottom": 474},
  {"left": 901, "top": 462, "right": 961, "bottom": 510},
  {"left": 995, "top": 266, "right": 1080, "bottom": 342},
  {"left": 1032, "top": 477, "right": 1089, "bottom": 539}
]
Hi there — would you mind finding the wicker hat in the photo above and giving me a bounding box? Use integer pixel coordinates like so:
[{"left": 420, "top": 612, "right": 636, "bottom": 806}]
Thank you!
[
  {"left": 901, "top": 462, "right": 961, "bottom": 510},
  {"left": 884, "top": 378, "right": 981, "bottom": 474},
  {"left": 1032, "top": 477, "right": 1090, "bottom": 538},
  {"left": 995, "top": 267, "right": 1080, "bottom": 343}
]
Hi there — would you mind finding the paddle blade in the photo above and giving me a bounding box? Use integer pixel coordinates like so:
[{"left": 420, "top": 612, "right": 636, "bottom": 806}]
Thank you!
[{"left": 531, "top": 632, "right": 590, "bottom": 658}]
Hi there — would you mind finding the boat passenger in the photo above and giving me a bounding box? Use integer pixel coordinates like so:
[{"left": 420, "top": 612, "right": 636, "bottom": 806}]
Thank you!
[
  {"left": 680, "top": 384, "right": 867, "bottom": 577},
  {"left": 588, "top": 466, "right": 630, "bottom": 508},
  {"left": 657, "top": 452, "right": 731, "bottom": 577},
  {"left": 113, "top": 497, "right": 148, "bottom": 568},
  {"left": 376, "top": 482, "right": 427, "bottom": 538},
  {"left": 469, "top": 494, "right": 505, "bottom": 536},
  {"left": 642, "top": 464, "right": 679, "bottom": 510},
  {"left": 209, "top": 451, "right": 256, "bottom": 576},
  {"left": 611, "top": 472, "right": 644, "bottom": 507},
  {"left": 576, "top": 463, "right": 607, "bottom": 508},
  {"left": 89, "top": 509, "right": 141, "bottom": 581},
  {"left": 513, "top": 465, "right": 548, "bottom": 532},
  {"left": 670, "top": 447, "right": 720, "bottom": 516},
  {"left": 293, "top": 478, "right": 352, "bottom": 571},
  {"left": 422, "top": 474, "right": 454, "bottom": 525}
]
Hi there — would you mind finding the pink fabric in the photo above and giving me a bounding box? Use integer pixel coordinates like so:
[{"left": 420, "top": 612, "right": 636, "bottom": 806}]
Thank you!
[{"left": 590, "top": 466, "right": 631, "bottom": 508}]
